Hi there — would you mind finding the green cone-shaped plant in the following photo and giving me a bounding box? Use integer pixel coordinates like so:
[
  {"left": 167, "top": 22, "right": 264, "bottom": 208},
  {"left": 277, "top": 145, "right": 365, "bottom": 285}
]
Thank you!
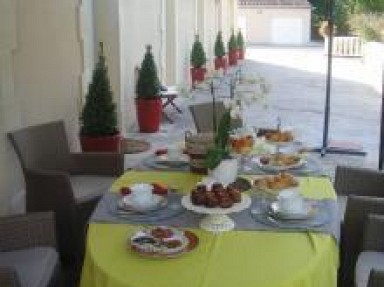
[
  {"left": 214, "top": 31, "right": 226, "bottom": 58},
  {"left": 136, "top": 45, "right": 160, "bottom": 98},
  {"left": 81, "top": 43, "right": 118, "bottom": 136},
  {"left": 228, "top": 30, "right": 238, "bottom": 52},
  {"left": 237, "top": 30, "right": 245, "bottom": 50},
  {"left": 190, "top": 35, "right": 207, "bottom": 68}
]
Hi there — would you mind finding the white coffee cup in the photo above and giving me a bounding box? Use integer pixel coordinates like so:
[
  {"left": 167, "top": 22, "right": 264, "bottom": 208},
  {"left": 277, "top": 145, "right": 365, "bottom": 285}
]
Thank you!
[
  {"left": 277, "top": 189, "right": 304, "bottom": 214},
  {"left": 167, "top": 147, "right": 182, "bottom": 161},
  {"left": 130, "top": 183, "right": 154, "bottom": 208}
]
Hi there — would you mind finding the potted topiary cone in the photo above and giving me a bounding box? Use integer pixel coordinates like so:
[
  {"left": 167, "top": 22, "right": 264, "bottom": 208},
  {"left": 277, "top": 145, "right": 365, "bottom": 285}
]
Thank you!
[
  {"left": 228, "top": 30, "right": 238, "bottom": 66},
  {"left": 80, "top": 42, "right": 121, "bottom": 152},
  {"left": 136, "top": 45, "right": 162, "bottom": 133},
  {"left": 214, "top": 31, "right": 227, "bottom": 72},
  {"left": 237, "top": 29, "right": 245, "bottom": 60},
  {"left": 190, "top": 34, "right": 207, "bottom": 86}
]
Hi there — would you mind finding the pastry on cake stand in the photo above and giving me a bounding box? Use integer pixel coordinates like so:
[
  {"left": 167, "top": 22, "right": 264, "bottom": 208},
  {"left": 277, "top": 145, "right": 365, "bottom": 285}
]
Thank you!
[{"left": 181, "top": 193, "right": 251, "bottom": 232}]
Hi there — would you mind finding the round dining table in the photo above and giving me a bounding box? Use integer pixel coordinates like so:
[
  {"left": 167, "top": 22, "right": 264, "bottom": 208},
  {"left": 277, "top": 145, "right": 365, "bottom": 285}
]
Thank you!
[{"left": 80, "top": 171, "right": 339, "bottom": 287}]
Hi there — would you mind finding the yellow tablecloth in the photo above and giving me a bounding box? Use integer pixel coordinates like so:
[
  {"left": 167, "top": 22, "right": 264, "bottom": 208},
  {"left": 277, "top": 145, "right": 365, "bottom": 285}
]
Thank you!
[{"left": 80, "top": 171, "right": 338, "bottom": 287}]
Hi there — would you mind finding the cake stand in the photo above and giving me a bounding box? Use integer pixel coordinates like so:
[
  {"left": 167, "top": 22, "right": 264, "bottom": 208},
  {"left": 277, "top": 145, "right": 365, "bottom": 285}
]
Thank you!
[{"left": 181, "top": 193, "right": 251, "bottom": 232}]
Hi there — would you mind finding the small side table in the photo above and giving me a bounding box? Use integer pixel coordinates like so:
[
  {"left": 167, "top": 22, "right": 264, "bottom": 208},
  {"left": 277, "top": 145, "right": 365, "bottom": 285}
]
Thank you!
[{"left": 160, "top": 88, "right": 182, "bottom": 123}]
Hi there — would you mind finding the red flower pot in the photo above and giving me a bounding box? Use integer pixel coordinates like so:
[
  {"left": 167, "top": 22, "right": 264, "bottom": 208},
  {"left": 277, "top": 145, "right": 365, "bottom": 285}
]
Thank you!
[
  {"left": 80, "top": 133, "right": 121, "bottom": 152},
  {"left": 190, "top": 67, "right": 206, "bottom": 86},
  {"left": 136, "top": 97, "right": 162, "bottom": 133},
  {"left": 228, "top": 50, "right": 238, "bottom": 66},
  {"left": 238, "top": 49, "right": 245, "bottom": 60},
  {"left": 214, "top": 56, "right": 227, "bottom": 72}
]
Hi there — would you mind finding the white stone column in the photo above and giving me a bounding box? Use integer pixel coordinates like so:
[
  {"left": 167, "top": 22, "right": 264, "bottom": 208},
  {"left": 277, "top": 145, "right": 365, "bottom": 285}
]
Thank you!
[
  {"left": 0, "top": 0, "right": 23, "bottom": 215},
  {"left": 165, "top": 0, "right": 178, "bottom": 85}
]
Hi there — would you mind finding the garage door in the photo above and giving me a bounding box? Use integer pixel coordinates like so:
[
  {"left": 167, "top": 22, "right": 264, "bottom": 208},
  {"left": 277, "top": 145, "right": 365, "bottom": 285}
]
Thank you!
[{"left": 271, "top": 18, "right": 303, "bottom": 45}]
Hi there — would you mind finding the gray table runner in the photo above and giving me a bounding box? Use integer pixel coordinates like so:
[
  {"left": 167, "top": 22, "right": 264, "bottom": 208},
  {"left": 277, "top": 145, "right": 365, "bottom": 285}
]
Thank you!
[
  {"left": 91, "top": 193, "right": 340, "bottom": 241},
  {"left": 138, "top": 154, "right": 328, "bottom": 177}
]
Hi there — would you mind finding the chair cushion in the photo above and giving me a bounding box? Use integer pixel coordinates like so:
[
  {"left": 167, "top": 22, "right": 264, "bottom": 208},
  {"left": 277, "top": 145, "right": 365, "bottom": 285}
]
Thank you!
[
  {"left": 70, "top": 175, "right": 115, "bottom": 203},
  {"left": 356, "top": 251, "right": 384, "bottom": 287},
  {"left": 338, "top": 195, "right": 347, "bottom": 222},
  {"left": 0, "top": 247, "right": 58, "bottom": 287}
]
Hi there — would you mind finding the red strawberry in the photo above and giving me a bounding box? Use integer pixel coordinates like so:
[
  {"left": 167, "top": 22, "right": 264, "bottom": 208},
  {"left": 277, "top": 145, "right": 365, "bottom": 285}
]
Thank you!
[
  {"left": 155, "top": 149, "right": 168, "bottom": 156},
  {"left": 152, "top": 183, "right": 168, "bottom": 196},
  {"left": 120, "top": 187, "right": 131, "bottom": 195}
]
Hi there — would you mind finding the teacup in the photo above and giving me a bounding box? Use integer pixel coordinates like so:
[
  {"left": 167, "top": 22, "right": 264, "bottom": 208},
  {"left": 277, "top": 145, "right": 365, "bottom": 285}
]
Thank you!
[
  {"left": 167, "top": 147, "right": 182, "bottom": 161},
  {"left": 277, "top": 189, "right": 304, "bottom": 214},
  {"left": 130, "top": 183, "right": 154, "bottom": 208}
]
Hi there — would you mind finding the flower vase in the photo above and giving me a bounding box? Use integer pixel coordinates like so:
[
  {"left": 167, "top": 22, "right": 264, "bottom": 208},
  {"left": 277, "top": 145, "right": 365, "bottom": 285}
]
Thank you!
[{"left": 209, "top": 158, "right": 239, "bottom": 186}]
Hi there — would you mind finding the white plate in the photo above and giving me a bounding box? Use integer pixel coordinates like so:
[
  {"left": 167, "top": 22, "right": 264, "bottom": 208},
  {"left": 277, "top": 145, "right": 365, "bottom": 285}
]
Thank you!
[
  {"left": 130, "top": 227, "right": 192, "bottom": 257},
  {"left": 118, "top": 194, "right": 168, "bottom": 213},
  {"left": 154, "top": 154, "right": 189, "bottom": 167},
  {"left": 255, "top": 157, "right": 306, "bottom": 172},
  {"left": 269, "top": 201, "right": 315, "bottom": 220}
]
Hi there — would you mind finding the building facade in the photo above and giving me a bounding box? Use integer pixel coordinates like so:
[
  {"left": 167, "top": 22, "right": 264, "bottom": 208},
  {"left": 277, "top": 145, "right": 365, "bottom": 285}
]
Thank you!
[{"left": 238, "top": 0, "right": 311, "bottom": 45}]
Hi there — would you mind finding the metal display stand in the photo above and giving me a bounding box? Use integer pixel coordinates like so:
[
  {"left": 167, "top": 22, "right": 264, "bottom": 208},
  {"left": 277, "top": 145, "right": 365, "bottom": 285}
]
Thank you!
[
  {"left": 311, "top": 0, "right": 366, "bottom": 157},
  {"left": 379, "top": 69, "right": 384, "bottom": 169}
]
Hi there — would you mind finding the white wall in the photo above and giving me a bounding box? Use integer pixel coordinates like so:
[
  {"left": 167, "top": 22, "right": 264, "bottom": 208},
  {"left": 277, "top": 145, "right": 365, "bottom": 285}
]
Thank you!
[
  {"left": 79, "top": 0, "right": 96, "bottom": 99},
  {"left": 93, "top": 0, "right": 122, "bottom": 129},
  {"left": 0, "top": 0, "right": 83, "bottom": 214}
]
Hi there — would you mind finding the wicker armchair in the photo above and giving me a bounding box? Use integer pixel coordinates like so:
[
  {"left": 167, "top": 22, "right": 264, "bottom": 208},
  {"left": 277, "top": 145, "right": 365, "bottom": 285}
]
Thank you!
[
  {"left": 0, "top": 212, "right": 60, "bottom": 287},
  {"left": 7, "top": 121, "right": 124, "bottom": 268},
  {"left": 334, "top": 166, "right": 384, "bottom": 221},
  {"left": 354, "top": 214, "right": 384, "bottom": 287},
  {"left": 339, "top": 196, "right": 384, "bottom": 287},
  {"left": 189, "top": 102, "right": 242, "bottom": 133}
]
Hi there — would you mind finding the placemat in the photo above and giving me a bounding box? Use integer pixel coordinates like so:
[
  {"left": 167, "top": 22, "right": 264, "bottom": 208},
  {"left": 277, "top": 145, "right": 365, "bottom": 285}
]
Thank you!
[
  {"left": 120, "top": 138, "right": 151, "bottom": 154},
  {"left": 90, "top": 193, "right": 339, "bottom": 241}
]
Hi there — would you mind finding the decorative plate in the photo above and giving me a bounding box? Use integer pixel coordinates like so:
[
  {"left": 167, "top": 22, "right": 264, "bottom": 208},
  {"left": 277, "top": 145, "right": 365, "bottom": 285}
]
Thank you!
[{"left": 129, "top": 227, "right": 198, "bottom": 258}]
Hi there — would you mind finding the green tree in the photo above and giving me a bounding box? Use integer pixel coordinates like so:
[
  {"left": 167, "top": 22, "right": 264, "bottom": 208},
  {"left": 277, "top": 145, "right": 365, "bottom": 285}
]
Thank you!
[
  {"left": 214, "top": 31, "right": 226, "bottom": 57},
  {"left": 228, "top": 30, "right": 238, "bottom": 52},
  {"left": 191, "top": 35, "right": 207, "bottom": 68},
  {"left": 347, "top": 0, "right": 384, "bottom": 13},
  {"left": 81, "top": 43, "right": 118, "bottom": 136},
  {"left": 237, "top": 30, "right": 245, "bottom": 50},
  {"left": 136, "top": 45, "right": 160, "bottom": 98}
]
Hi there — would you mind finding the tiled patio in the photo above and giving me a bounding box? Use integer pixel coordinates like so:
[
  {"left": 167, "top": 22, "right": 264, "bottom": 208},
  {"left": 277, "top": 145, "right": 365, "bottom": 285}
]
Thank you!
[{"left": 125, "top": 44, "right": 382, "bottom": 178}]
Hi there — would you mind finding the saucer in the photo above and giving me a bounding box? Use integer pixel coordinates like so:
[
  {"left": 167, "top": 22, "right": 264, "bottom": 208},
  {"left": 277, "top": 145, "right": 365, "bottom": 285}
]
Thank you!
[
  {"left": 269, "top": 201, "right": 315, "bottom": 220},
  {"left": 154, "top": 154, "right": 189, "bottom": 167},
  {"left": 118, "top": 194, "right": 168, "bottom": 213}
]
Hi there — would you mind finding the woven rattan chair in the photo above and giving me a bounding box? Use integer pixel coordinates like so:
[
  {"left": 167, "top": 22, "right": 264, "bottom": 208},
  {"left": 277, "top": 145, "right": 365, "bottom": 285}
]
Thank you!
[
  {"left": 367, "top": 270, "right": 384, "bottom": 287},
  {"left": 355, "top": 214, "right": 384, "bottom": 287},
  {"left": 7, "top": 121, "right": 124, "bottom": 268},
  {"left": 339, "top": 196, "right": 384, "bottom": 287},
  {"left": 189, "top": 102, "right": 242, "bottom": 133},
  {"left": 334, "top": 166, "right": 384, "bottom": 221},
  {"left": 0, "top": 212, "right": 60, "bottom": 287}
]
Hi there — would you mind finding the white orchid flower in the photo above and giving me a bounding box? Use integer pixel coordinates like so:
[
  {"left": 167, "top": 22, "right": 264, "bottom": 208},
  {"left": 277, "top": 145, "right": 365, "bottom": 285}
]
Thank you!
[{"left": 230, "top": 105, "right": 242, "bottom": 119}]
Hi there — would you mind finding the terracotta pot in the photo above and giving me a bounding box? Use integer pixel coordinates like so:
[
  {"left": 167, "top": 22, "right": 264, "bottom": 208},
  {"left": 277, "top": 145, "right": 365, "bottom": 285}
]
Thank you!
[
  {"left": 136, "top": 97, "right": 162, "bottom": 133},
  {"left": 238, "top": 49, "right": 245, "bottom": 60},
  {"left": 228, "top": 50, "right": 238, "bottom": 66},
  {"left": 80, "top": 133, "right": 121, "bottom": 152},
  {"left": 190, "top": 67, "right": 206, "bottom": 86},
  {"left": 214, "top": 56, "right": 227, "bottom": 72}
]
